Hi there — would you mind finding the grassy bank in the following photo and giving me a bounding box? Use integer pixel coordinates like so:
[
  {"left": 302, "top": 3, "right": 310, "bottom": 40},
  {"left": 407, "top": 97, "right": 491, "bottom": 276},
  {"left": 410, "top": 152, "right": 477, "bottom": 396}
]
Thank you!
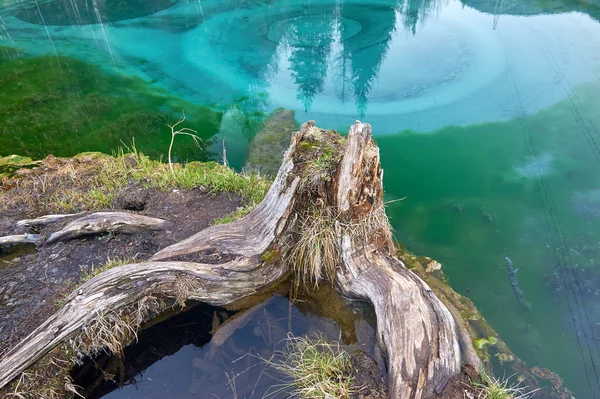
[{"left": 0, "top": 147, "right": 270, "bottom": 216}]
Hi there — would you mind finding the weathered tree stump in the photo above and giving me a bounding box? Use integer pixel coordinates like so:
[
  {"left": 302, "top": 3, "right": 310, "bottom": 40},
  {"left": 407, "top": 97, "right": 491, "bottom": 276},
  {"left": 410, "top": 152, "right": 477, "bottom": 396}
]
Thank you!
[{"left": 0, "top": 121, "right": 469, "bottom": 398}]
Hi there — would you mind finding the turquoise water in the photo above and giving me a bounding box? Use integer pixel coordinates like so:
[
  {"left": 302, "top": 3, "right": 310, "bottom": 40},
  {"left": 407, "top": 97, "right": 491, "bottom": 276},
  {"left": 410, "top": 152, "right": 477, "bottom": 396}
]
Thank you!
[{"left": 2, "top": 0, "right": 600, "bottom": 397}]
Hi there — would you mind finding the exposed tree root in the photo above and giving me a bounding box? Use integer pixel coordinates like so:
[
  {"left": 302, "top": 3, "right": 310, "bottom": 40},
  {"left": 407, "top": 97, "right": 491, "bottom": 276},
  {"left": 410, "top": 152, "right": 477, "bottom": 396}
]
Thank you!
[
  {"left": 16, "top": 212, "right": 88, "bottom": 228},
  {"left": 0, "top": 121, "right": 473, "bottom": 399},
  {"left": 45, "top": 212, "right": 172, "bottom": 244},
  {"left": 0, "top": 234, "right": 40, "bottom": 247}
]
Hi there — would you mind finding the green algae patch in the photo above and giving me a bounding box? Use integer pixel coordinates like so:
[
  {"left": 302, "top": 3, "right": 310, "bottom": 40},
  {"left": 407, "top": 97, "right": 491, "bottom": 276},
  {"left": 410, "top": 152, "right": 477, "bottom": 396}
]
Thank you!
[
  {"left": 245, "top": 108, "right": 299, "bottom": 176},
  {"left": 397, "top": 245, "right": 574, "bottom": 399},
  {"left": 0, "top": 45, "right": 24, "bottom": 61},
  {"left": 0, "top": 54, "right": 221, "bottom": 163},
  {"left": 261, "top": 247, "right": 280, "bottom": 264},
  {"left": 398, "top": 244, "right": 518, "bottom": 366}
]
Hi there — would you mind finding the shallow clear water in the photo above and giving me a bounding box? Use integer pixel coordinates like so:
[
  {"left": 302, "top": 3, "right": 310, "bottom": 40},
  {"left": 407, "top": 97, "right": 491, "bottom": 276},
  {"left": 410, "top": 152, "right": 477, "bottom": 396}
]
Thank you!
[{"left": 2, "top": 0, "right": 600, "bottom": 397}]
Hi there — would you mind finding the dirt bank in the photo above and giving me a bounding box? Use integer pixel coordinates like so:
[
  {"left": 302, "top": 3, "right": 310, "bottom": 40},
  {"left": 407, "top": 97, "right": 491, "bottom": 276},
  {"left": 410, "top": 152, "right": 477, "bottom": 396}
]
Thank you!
[{"left": 0, "top": 153, "right": 250, "bottom": 357}]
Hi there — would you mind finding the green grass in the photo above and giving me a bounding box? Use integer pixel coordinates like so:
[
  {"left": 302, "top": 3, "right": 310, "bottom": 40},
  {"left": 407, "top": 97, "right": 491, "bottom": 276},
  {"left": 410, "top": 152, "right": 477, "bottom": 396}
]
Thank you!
[
  {"left": 114, "top": 144, "right": 271, "bottom": 204},
  {"left": 1, "top": 145, "right": 272, "bottom": 215},
  {"left": 268, "top": 335, "right": 352, "bottom": 399},
  {"left": 81, "top": 256, "right": 135, "bottom": 282},
  {"left": 474, "top": 371, "right": 538, "bottom": 399},
  {"left": 212, "top": 205, "right": 255, "bottom": 225}
]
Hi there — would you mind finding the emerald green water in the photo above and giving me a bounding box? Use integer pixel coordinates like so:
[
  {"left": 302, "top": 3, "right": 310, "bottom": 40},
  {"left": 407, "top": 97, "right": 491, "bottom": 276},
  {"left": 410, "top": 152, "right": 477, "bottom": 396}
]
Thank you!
[{"left": 2, "top": 0, "right": 600, "bottom": 397}]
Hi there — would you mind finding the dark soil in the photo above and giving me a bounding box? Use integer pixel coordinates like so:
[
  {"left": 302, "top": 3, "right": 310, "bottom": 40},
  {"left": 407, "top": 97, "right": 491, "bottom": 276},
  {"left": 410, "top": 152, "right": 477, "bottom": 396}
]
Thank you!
[
  {"left": 435, "top": 365, "right": 480, "bottom": 399},
  {"left": 349, "top": 350, "right": 388, "bottom": 399},
  {"left": 0, "top": 182, "right": 241, "bottom": 357}
]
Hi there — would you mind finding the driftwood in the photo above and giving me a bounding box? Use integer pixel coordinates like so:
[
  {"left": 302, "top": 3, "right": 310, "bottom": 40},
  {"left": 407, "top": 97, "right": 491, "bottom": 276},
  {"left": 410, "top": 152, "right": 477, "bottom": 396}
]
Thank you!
[
  {"left": 16, "top": 212, "right": 88, "bottom": 228},
  {"left": 504, "top": 256, "right": 532, "bottom": 310},
  {"left": 0, "top": 234, "right": 40, "bottom": 247},
  {"left": 0, "top": 121, "right": 471, "bottom": 399},
  {"left": 45, "top": 212, "right": 172, "bottom": 245}
]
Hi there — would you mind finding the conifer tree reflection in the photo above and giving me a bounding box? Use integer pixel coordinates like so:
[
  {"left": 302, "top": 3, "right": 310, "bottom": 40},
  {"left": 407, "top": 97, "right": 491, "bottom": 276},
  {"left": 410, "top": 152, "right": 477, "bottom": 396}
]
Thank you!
[
  {"left": 277, "top": 0, "right": 444, "bottom": 115},
  {"left": 284, "top": 7, "right": 337, "bottom": 111}
]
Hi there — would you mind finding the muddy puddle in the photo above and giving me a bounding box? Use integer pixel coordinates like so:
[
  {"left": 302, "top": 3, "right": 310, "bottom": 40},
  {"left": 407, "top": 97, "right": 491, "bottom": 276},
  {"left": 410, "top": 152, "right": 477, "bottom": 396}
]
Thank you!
[{"left": 73, "top": 291, "right": 382, "bottom": 399}]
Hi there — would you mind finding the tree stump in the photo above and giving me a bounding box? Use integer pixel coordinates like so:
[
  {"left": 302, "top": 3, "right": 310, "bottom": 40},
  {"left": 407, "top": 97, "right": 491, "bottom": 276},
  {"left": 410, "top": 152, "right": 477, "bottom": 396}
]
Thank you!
[{"left": 0, "top": 121, "right": 468, "bottom": 399}]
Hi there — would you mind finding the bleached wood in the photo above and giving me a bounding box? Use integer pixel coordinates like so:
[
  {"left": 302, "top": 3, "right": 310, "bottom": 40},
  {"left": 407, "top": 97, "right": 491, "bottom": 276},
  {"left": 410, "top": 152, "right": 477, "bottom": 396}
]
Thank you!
[
  {"left": 152, "top": 134, "right": 301, "bottom": 261},
  {"left": 0, "top": 258, "right": 286, "bottom": 388},
  {"left": 16, "top": 212, "right": 87, "bottom": 228},
  {"left": 0, "top": 234, "right": 40, "bottom": 247},
  {"left": 334, "top": 121, "right": 461, "bottom": 398},
  {"left": 45, "top": 212, "right": 171, "bottom": 244}
]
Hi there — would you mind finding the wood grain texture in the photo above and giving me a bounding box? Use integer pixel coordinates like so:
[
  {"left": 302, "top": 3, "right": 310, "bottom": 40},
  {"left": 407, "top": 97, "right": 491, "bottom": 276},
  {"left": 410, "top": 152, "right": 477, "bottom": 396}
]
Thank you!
[
  {"left": 45, "top": 212, "right": 171, "bottom": 244},
  {"left": 0, "top": 234, "right": 40, "bottom": 247}
]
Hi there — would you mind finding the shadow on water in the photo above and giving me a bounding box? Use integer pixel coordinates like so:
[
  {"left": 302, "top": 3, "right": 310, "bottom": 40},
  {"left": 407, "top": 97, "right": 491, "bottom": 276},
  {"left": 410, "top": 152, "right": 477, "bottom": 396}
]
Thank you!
[{"left": 73, "top": 292, "right": 379, "bottom": 399}]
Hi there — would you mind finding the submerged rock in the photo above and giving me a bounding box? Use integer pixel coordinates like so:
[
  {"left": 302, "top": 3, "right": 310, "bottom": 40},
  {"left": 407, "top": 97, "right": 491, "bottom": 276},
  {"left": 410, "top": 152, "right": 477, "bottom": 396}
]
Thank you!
[
  {"left": 245, "top": 109, "right": 298, "bottom": 176},
  {"left": 514, "top": 153, "right": 553, "bottom": 179}
]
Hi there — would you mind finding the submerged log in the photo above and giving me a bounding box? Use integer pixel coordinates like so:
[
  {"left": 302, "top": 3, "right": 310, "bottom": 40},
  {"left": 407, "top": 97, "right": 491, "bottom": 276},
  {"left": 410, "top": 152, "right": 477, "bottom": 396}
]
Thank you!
[{"left": 0, "top": 121, "right": 470, "bottom": 398}]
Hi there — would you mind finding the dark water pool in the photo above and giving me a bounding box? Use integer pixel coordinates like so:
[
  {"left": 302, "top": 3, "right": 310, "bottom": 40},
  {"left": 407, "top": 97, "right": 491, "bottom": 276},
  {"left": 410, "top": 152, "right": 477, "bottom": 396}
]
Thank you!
[
  {"left": 72, "top": 295, "right": 378, "bottom": 399},
  {"left": 2, "top": 0, "right": 600, "bottom": 397}
]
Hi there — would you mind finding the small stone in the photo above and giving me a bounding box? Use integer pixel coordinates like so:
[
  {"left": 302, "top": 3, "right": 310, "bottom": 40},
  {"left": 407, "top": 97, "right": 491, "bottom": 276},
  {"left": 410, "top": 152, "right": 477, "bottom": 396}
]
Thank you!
[{"left": 426, "top": 260, "right": 442, "bottom": 273}]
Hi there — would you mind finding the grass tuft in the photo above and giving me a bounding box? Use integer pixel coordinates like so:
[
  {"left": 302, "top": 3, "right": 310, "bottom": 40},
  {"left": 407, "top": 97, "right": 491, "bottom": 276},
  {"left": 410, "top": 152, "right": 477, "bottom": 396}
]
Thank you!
[
  {"left": 289, "top": 206, "right": 340, "bottom": 290},
  {"left": 212, "top": 205, "right": 254, "bottom": 225},
  {"left": 172, "top": 274, "right": 202, "bottom": 308},
  {"left": 473, "top": 371, "right": 538, "bottom": 399},
  {"left": 267, "top": 334, "right": 352, "bottom": 399},
  {"left": 70, "top": 296, "right": 166, "bottom": 361},
  {"left": 289, "top": 203, "right": 393, "bottom": 290},
  {"left": 81, "top": 256, "right": 135, "bottom": 282}
]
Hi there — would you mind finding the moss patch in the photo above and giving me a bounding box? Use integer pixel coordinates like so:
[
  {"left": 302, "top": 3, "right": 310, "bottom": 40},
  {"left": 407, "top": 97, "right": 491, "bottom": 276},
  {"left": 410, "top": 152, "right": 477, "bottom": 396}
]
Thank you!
[{"left": 0, "top": 155, "right": 41, "bottom": 179}]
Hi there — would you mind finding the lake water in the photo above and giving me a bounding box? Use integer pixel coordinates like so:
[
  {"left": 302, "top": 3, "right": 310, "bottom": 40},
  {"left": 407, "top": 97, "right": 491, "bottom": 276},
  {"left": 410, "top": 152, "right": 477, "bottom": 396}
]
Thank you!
[{"left": 2, "top": 0, "right": 600, "bottom": 397}]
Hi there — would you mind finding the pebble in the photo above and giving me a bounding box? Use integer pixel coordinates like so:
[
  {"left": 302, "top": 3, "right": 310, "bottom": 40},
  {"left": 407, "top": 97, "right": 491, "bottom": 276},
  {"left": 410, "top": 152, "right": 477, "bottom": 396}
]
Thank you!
[{"left": 426, "top": 260, "right": 442, "bottom": 273}]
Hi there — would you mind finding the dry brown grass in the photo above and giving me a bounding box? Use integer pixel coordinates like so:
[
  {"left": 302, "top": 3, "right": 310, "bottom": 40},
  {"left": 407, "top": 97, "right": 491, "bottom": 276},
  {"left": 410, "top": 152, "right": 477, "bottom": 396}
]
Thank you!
[
  {"left": 1, "top": 344, "right": 80, "bottom": 399},
  {"left": 288, "top": 203, "right": 393, "bottom": 290},
  {"left": 70, "top": 295, "right": 166, "bottom": 361},
  {"left": 173, "top": 274, "right": 203, "bottom": 307},
  {"left": 289, "top": 206, "right": 340, "bottom": 290}
]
